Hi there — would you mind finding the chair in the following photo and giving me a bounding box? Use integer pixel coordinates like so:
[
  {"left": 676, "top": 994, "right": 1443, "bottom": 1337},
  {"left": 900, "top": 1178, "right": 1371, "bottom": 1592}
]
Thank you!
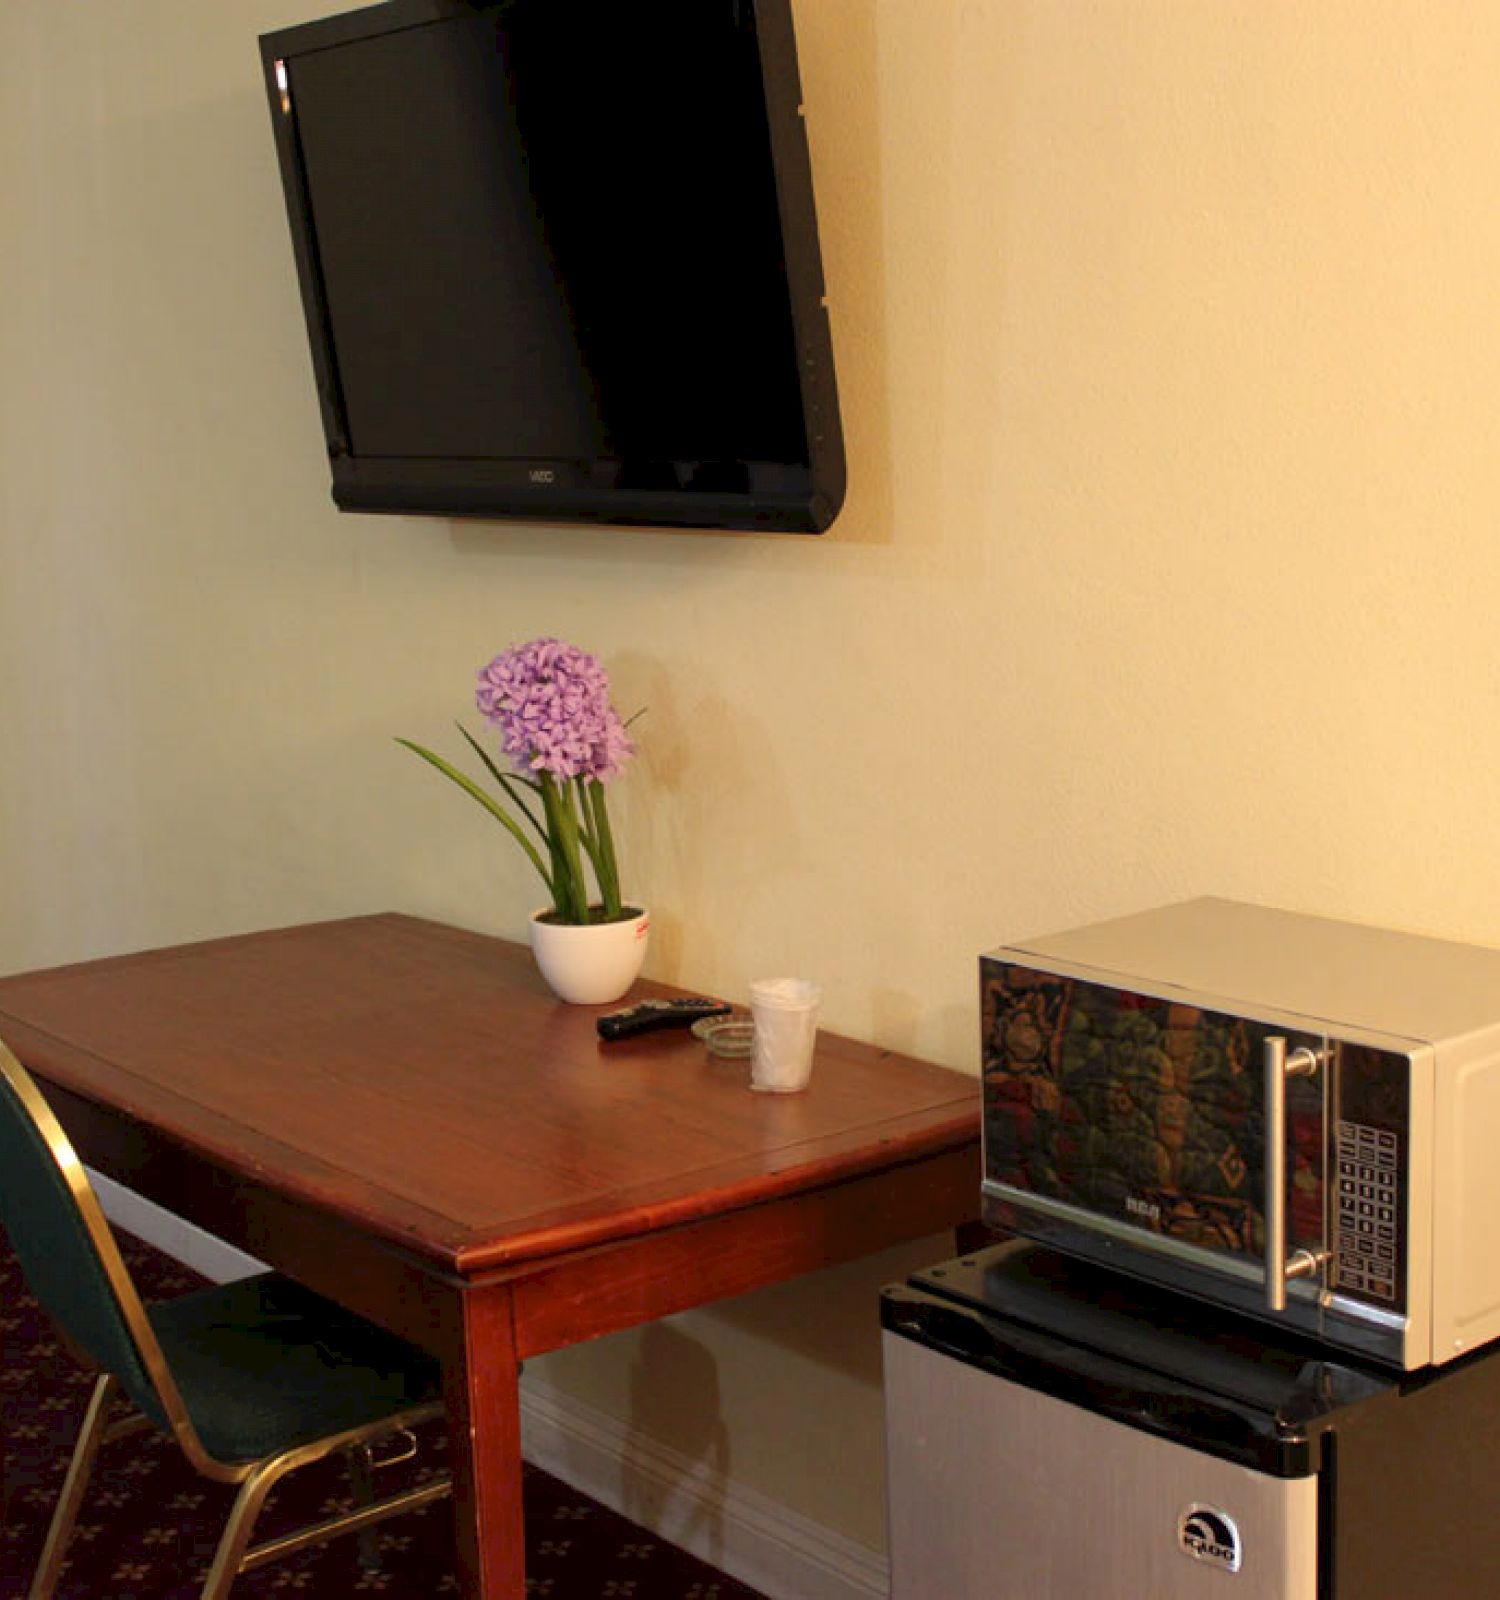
[{"left": 0, "top": 1039, "right": 452, "bottom": 1599}]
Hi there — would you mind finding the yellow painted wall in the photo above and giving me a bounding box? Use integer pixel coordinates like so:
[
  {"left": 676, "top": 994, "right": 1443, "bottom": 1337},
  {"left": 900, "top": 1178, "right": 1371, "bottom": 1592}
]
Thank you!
[{"left": 6, "top": 0, "right": 1500, "bottom": 1558}]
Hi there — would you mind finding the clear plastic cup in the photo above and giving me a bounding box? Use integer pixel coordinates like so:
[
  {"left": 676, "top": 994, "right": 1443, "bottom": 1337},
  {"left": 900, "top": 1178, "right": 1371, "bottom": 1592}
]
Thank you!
[{"left": 748, "top": 978, "right": 823, "bottom": 1093}]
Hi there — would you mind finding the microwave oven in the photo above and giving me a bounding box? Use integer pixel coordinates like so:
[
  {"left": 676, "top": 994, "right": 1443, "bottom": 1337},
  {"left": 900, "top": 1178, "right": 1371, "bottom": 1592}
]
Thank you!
[{"left": 981, "top": 897, "right": 1500, "bottom": 1370}]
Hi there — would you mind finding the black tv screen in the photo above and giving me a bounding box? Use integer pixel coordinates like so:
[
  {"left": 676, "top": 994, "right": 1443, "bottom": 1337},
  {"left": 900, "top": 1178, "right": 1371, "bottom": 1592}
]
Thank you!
[{"left": 260, "top": 0, "right": 845, "bottom": 532}]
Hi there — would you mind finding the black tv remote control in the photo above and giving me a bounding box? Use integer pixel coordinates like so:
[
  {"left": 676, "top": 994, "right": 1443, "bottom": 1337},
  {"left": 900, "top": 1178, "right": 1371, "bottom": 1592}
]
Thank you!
[{"left": 596, "top": 997, "right": 732, "bottom": 1041}]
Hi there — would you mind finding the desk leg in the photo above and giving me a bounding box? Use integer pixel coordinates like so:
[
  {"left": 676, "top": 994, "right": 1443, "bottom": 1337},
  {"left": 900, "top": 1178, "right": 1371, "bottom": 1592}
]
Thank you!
[{"left": 445, "top": 1282, "right": 526, "bottom": 1599}]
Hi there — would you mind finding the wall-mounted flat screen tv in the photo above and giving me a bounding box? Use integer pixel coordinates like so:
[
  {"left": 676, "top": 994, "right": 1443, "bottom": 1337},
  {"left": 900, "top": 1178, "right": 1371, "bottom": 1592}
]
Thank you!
[{"left": 259, "top": 0, "right": 845, "bottom": 533}]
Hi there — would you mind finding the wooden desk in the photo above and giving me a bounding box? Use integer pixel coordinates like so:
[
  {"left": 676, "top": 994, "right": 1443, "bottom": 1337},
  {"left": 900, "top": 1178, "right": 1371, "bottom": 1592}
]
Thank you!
[{"left": 0, "top": 913, "right": 980, "bottom": 1598}]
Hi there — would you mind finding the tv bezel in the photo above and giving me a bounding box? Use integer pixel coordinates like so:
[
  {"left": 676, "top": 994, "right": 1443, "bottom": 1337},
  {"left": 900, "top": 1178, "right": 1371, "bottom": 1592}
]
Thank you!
[{"left": 258, "top": 0, "right": 846, "bottom": 534}]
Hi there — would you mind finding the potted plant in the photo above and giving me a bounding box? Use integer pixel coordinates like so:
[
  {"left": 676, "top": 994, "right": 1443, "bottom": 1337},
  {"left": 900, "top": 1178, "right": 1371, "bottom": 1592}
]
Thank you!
[{"left": 398, "top": 638, "right": 648, "bottom": 1004}]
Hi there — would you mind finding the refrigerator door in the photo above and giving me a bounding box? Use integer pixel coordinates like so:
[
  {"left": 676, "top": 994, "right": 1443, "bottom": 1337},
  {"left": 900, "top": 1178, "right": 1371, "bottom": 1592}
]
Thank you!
[{"left": 884, "top": 1328, "right": 1319, "bottom": 1599}]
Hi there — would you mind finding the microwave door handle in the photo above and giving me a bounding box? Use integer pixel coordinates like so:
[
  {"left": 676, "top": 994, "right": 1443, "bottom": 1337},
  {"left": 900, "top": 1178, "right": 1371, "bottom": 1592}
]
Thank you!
[{"left": 1263, "top": 1035, "right": 1323, "bottom": 1311}]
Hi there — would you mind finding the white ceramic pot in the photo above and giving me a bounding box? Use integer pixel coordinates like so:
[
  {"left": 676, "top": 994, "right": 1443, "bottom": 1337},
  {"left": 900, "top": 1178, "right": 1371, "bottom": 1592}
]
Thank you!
[{"left": 528, "top": 906, "right": 650, "bottom": 1005}]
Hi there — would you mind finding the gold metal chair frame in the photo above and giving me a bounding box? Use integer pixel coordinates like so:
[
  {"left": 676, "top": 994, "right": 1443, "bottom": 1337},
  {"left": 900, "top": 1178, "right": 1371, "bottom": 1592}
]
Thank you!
[{"left": 2, "top": 1045, "right": 453, "bottom": 1600}]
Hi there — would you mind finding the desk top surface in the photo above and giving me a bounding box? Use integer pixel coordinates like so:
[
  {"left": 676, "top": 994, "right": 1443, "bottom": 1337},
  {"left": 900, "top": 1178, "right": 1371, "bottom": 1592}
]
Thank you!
[{"left": 0, "top": 914, "right": 978, "bottom": 1276}]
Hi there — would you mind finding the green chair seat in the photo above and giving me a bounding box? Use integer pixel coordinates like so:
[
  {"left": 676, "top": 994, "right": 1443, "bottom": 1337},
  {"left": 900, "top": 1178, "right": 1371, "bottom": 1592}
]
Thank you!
[{"left": 147, "top": 1273, "right": 442, "bottom": 1464}]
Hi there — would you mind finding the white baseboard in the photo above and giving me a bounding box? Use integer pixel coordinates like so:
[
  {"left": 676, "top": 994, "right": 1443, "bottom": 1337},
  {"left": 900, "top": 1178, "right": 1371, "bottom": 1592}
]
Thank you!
[
  {"left": 92, "top": 1175, "right": 889, "bottom": 1600},
  {"left": 519, "top": 1378, "right": 888, "bottom": 1600},
  {"left": 89, "top": 1168, "right": 268, "bottom": 1282}
]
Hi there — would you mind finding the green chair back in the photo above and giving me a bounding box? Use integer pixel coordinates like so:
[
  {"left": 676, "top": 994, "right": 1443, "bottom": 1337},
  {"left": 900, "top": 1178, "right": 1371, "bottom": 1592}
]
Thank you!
[{"left": 0, "top": 1048, "right": 170, "bottom": 1433}]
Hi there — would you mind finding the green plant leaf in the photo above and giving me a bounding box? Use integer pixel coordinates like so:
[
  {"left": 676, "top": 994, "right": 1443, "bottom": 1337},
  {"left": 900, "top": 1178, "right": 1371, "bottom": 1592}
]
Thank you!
[
  {"left": 573, "top": 775, "right": 600, "bottom": 855},
  {"left": 395, "top": 738, "right": 554, "bottom": 897},
  {"left": 572, "top": 787, "right": 608, "bottom": 907},
  {"left": 455, "top": 723, "right": 547, "bottom": 843},
  {"left": 539, "top": 772, "right": 589, "bottom": 923},
  {"left": 586, "top": 777, "right": 623, "bottom": 920}
]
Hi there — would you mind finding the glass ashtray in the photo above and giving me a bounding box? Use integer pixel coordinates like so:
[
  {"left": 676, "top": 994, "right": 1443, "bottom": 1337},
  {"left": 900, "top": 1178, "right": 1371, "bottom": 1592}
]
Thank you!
[{"left": 691, "top": 1017, "right": 755, "bottom": 1059}]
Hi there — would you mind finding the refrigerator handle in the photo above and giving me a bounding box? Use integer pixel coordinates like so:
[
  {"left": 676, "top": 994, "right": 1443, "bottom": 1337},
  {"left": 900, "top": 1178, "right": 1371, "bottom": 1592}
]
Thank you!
[{"left": 1264, "top": 1035, "right": 1324, "bottom": 1312}]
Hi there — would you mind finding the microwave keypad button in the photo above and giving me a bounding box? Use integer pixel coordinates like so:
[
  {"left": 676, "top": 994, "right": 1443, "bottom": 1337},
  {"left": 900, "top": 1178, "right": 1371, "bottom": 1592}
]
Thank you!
[{"left": 1334, "top": 1118, "right": 1400, "bottom": 1304}]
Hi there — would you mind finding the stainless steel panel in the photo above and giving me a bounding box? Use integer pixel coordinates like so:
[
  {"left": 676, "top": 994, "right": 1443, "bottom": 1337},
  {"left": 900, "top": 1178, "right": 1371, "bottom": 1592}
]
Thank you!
[{"left": 884, "top": 1332, "right": 1320, "bottom": 1600}]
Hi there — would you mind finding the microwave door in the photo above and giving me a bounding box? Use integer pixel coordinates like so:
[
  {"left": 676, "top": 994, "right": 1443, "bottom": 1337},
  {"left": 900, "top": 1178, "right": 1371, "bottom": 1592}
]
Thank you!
[{"left": 980, "top": 966, "right": 1332, "bottom": 1329}]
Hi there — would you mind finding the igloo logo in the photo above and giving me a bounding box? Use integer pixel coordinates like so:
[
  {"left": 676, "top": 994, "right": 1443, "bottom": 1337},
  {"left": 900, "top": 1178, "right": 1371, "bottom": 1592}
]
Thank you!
[{"left": 1178, "top": 1504, "right": 1242, "bottom": 1573}]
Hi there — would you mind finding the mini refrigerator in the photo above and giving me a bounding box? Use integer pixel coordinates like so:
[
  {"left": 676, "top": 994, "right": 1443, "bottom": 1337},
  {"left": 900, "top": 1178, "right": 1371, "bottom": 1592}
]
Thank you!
[{"left": 882, "top": 1242, "right": 1500, "bottom": 1598}]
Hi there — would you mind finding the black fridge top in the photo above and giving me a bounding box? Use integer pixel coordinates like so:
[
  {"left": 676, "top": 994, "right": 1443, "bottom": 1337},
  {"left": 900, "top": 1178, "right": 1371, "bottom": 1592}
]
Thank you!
[{"left": 882, "top": 1243, "right": 1402, "bottom": 1476}]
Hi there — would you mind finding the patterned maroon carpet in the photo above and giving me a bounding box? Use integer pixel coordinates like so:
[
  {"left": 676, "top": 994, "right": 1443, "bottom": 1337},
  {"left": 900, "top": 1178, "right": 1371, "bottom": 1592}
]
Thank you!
[{"left": 1, "top": 1228, "right": 765, "bottom": 1600}]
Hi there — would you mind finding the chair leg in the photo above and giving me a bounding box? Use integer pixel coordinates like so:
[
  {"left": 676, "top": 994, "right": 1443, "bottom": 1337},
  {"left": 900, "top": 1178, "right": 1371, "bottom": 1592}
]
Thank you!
[
  {"left": 198, "top": 1458, "right": 283, "bottom": 1600},
  {"left": 28, "top": 1372, "right": 118, "bottom": 1600},
  {"left": 345, "top": 1444, "right": 383, "bottom": 1573}
]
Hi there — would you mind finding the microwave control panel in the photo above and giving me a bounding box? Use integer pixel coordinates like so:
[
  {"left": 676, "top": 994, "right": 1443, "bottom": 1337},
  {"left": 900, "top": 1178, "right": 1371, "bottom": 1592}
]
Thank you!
[
  {"left": 1332, "top": 1120, "right": 1399, "bottom": 1302},
  {"left": 1329, "top": 1042, "right": 1410, "bottom": 1313}
]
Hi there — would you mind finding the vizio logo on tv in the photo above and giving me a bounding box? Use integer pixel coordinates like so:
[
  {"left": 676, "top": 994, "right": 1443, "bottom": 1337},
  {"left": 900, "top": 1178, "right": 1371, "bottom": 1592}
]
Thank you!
[{"left": 1178, "top": 1504, "right": 1243, "bottom": 1573}]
